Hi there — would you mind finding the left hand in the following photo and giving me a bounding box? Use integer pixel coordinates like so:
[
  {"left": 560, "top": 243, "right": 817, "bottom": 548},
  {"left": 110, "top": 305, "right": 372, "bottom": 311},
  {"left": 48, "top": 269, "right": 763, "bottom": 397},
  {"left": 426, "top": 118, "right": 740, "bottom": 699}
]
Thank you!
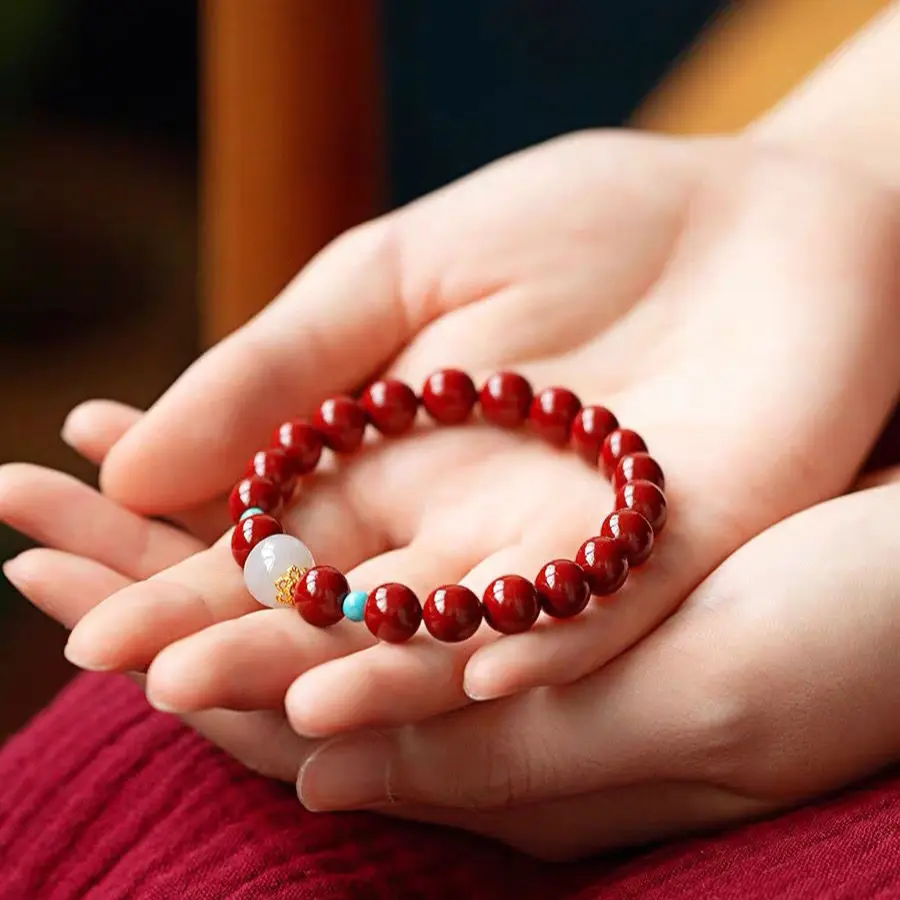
[{"left": 5, "top": 404, "right": 900, "bottom": 861}]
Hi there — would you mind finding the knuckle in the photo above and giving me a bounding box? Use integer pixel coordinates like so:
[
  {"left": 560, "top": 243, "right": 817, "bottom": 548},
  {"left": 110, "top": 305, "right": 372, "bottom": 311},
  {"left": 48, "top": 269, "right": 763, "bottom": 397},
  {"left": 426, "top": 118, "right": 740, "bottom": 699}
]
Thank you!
[{"left": 447, "top": 736, "right": 540, "bottom": 813}]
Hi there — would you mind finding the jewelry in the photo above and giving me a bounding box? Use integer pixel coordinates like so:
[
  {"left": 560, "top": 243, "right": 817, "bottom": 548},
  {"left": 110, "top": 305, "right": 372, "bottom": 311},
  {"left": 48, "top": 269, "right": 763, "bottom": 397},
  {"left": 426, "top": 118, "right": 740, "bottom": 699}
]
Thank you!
[{"left": 229, "top": 370, "right": 666, "bottom": 644}]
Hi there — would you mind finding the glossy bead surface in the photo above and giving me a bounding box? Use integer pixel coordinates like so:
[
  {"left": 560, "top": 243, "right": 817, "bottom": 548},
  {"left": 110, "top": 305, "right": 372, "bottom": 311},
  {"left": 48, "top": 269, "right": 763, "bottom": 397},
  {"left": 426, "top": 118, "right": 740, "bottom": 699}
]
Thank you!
[
  {"left": 421, "top": 369, "right": 477, "bottom": 424},
  {"left": 612, "top": 452, "right": 665, "bottom": 492},
  {"left": 272, "top": 420, "right": 324, "bottom": 475},
  {"left": 423, "top": 585, "right": 483, "bottom": 642},
  {"left": 601, "top": 510, "right": 654, "bottom": 567},
  {"left": 246, "top": 448, "right": 296, "bottom": 498},
  {"left": 231, "top": 514, "right": 284, "bottom": 567},
  {"left": 228, "top": 475, "right": 281, "bottom": 523},
  {"left": 571, "top": 405, "right": 619, "bottom": 465},
  {"left": 293, "top": 565, "right": 348, "bottom": 627},
  {"left": 239, "top": 506, "right": 265, "bottom": 521},
  {"left": 479, "top": 372, "right": 533, "bottom": 428},
  {"left": 361, "top": 379, "right": 419, "bottom": 436},
  {"left": 615, "top": 480, "right": 668, "bottom": 534},
  {"left": 535, "top": 559, "right": 591, "bottom": 618},
  {"left": 242, "top": 534, "right": 315, "bottom": 608},
  {"left": 482, "top": 575, "right": 540, "bottom": 634},
  {"left": 342, "top": 590, "right": 367, "bottom": 622},
  {"left": 575, "top": 537, "right": 629, "bottom": 596},
  {"left": 600, "top": 429, "right": 648, "bottom": 478},
  {"left": 313, "top": 396, "right": 368, "bottom": 454},
  {"left": 365, "top": 583, "right": 422, "bottom": 643},
  {"left": 528, "top": 387, "right": 582, "bottom": 447}
]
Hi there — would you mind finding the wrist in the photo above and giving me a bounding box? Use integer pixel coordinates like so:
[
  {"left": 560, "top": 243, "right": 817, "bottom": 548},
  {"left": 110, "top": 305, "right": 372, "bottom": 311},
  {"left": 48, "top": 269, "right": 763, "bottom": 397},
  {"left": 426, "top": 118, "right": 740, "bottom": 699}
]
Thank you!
[{"left": 748, "top": 5, "right": 900, "bottom": 192}]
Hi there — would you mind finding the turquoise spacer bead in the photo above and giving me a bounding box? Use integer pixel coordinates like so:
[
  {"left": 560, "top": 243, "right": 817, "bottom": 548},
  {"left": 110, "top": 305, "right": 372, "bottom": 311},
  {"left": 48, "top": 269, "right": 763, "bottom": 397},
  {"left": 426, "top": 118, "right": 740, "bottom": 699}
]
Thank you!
[
  {"left": 239, "top": 507, "right": 265, "bottom": 521},
  {"left": 342, "top": 590, "right": 367, "bottom": 622}
]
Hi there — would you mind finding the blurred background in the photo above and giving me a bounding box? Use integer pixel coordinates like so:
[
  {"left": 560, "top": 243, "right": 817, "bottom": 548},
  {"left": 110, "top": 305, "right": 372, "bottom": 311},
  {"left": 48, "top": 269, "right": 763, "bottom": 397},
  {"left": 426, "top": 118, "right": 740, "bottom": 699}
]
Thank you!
[{"left": 0, "top": 0, "right": 892, "bottom": 739}]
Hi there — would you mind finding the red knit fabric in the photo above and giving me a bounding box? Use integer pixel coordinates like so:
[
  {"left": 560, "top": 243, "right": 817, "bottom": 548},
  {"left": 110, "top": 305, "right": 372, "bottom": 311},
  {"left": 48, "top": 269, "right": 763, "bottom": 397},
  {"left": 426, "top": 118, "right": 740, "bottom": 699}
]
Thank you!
[{"left": 2, "top": 674, "right": 900, "bottom": 899}]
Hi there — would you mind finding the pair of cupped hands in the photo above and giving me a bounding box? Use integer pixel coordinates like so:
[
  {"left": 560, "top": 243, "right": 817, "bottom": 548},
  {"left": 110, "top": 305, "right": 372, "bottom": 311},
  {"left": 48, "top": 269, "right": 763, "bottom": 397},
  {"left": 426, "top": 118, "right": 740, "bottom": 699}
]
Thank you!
[{"left": 4, "top": 131, "right": 900, "bottom": 861}]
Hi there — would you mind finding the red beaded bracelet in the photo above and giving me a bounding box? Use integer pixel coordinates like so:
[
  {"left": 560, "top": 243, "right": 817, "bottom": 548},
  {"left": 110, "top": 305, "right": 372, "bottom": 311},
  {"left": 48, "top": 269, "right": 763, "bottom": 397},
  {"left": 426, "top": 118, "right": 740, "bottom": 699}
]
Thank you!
[{"left": 228, "top": 370, "right": 666, "bottom": 644}]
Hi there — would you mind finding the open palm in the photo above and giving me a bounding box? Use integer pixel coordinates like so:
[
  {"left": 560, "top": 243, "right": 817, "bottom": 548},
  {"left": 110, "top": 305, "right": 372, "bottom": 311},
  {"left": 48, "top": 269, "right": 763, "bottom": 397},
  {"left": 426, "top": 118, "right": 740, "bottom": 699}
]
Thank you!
[{"left": 19, "top": 131, "right": 900, "bottom": 736}]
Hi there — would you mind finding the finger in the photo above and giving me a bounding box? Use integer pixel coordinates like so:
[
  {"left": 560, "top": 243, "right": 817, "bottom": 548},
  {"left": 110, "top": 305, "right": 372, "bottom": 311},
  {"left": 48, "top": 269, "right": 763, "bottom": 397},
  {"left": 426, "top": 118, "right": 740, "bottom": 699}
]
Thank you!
[
  {"left": 62, "top": 484, "right": 390, "bottom": 675},
  {"left": 158, "top": 541, "right": 469, "bottom": 717},
  {"left": 64, "top": 538, "right": 250, "bottom": 672},
  {"left": 0, "top": 464, "right": 205, "bottom": 579},
  {"left": 462, "top": 488, "right": 708, "bottom": 699},
  {"left": 100, "top": 221, "right": 416, "bottom": 514},
  {"left": 294, "top": 616, "right": 718, "bottom": 814},
  {"left": 284, "top": 534, "right": 577, "bottom": 737},
  {"left": 62, "top": 400, "right": 230, "bottom": 543},
  {"left": 145, "top": 608, "right": 374, "bottom": 712},
  {"left": 3, "top": 548, "right": 129, "bottom": 627},
  {"left": 4, "top": 548, "right": 307, "bottom": 782},
  {"left": 61, "top": 399, "right": 146, "bottom": 465},
  {"left": 64, "top": 432, "right": 464, "bottom": 673},
  {"left": 63, "top": 435, "right": 414, "bottom": 674}
]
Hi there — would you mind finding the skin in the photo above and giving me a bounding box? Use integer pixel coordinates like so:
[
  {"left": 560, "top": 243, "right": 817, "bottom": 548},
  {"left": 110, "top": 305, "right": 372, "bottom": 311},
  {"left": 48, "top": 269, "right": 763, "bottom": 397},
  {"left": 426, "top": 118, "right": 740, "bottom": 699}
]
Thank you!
[
  {"left": 4, "top": 404, "right": 900, "bottom": 862},
  {"left": 4, "top": 4, "right": 900, "bottom": 862},
  {"left": 48, "top": 136, "right": 900, "bottom": 726}
]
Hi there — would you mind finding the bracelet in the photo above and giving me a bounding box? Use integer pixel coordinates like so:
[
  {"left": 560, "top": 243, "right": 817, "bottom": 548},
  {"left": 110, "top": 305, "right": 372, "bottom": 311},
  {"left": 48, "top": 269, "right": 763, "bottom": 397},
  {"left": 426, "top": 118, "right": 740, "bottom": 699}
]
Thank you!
[{"left": 228, "top": 370, "right": 666, "bottom": 644}]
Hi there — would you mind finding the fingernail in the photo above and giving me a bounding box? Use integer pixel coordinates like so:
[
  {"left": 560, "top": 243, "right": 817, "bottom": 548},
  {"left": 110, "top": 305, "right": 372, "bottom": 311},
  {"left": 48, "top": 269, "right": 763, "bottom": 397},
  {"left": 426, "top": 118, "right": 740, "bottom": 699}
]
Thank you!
[
  {"left": 146, "top": 694, "right": 180, "bottom": 714},
  {"left": 463, "top": 673, "right": 509, "bottom": 703},
  {"left": 298, "top": 732, "right": 391, "bottom": 811},
  {"left": 463, "top": 678, "right": 490, "bottom": 702},
  {"left": 63, "top": 633, "right": 112, "bottom": 672},
  {"left": 60, "top": 406, "right": 87, "bottom": 448},
  {"left": 2, "top": 556, "right": 22, "bottom": 585}
]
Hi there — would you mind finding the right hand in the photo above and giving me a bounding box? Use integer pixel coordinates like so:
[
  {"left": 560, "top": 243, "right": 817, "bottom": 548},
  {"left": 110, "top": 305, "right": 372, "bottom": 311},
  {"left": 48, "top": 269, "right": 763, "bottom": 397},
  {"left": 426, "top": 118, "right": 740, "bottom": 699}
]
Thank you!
[{"left": 20, "top": 132, "right": 900, "bottom": 735}]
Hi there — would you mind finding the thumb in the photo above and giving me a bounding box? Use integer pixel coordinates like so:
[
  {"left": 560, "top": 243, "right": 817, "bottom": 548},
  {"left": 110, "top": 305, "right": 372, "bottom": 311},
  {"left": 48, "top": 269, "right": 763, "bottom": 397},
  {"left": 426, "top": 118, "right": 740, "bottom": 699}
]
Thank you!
[
  {"left": 100, "top": 219, "right": 414, "bottom": 514},
  {"left": 294, "top": 638, "right": 713, "bottom": 813}
]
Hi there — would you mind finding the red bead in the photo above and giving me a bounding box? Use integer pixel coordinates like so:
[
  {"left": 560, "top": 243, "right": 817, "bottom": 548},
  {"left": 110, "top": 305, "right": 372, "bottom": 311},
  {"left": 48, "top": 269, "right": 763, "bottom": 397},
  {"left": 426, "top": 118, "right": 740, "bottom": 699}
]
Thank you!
[
  {"left": 272, "top": 420, "right": 323, "bottom": 475},
  {"left": 482, "top": 575, "right": 540, "bottom": 634},
  {"left": 615, "top": 480, "right": 668, "bottom": 534},
  {"left": 245, "top": 448, "right": 296, "bottom": 498},
  {"left": 612, "top": 452, "right": 665, "bottom": 492},
  {"left": 361, "top": 379, "right": 419, "bottom": 436},
  {"left": 575, "top": 537, "right": 629, "bottom": 596},
  {"left": 528, "top": 387, "right": 582, "bottom": 447},
  {"left": 479, "top": 372, "right": 533, "bottom": 428},
  {"left": 421, "top": 369, "right": 477, "bottom": 424},
  {"left": 228, "top": 475, "right": 281, "bottom": 523},
  {"left": 230, "top": 514, "right": 283, "bottom": 567},
  {"left": 423, "top": 585, "right": 483, "bottom": 642},
  {"left": 600, "top": 428, "right": 648, "bottom": 477},
  {"left": 535, "top": 560, "right": 591, "bottom": 618},
  {"left": 601, "top": 510, "right": 654, "bottom": 566},
  {"left": 293, "top": 565, "right": 349, "bottom": 628},
  {"left": 571, "top": 405, "right": 619, "bottom": 465},
  {"left": 365, "top": 583, "right": 422, "bottom": 643},
  {"left": 312, "top": 396, "right": 368, "bottom": 454}
]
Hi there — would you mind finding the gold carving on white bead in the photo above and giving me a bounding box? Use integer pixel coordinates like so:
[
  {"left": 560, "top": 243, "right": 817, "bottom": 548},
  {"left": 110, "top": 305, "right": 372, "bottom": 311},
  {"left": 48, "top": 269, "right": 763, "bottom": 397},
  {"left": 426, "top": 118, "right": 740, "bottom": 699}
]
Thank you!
[{"left": 274, "top": 566, "right": 307, "bottom": 607}]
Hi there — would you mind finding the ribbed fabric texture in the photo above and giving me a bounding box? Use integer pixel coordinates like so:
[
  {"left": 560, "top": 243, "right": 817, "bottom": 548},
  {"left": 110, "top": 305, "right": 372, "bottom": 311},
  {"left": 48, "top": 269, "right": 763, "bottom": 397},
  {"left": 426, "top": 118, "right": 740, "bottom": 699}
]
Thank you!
[{"left": 3, "top": 673, "right": 900, "bottom": 899}]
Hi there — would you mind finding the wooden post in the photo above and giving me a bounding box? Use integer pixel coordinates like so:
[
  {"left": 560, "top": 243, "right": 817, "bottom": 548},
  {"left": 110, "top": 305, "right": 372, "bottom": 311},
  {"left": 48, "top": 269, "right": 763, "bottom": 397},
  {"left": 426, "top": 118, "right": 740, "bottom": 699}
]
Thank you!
[{"left": 199, "top": 0, "right": 383, "bottom": 346}]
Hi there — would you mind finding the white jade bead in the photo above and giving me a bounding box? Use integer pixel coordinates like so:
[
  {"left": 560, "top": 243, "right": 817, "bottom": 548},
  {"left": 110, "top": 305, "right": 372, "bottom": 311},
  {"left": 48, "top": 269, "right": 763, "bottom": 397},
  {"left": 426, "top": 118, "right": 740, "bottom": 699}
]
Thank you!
[{"left": 242, "top": 533, "right": 315, "bottom": 608}]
